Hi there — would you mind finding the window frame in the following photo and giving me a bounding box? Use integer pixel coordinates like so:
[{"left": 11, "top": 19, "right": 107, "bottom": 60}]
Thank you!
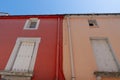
[
  {"left": 88, "top": 19, "right": 98, "bottom": 27},
  {"left": 90, "top": 37, "right": 120, "bottom": 71},
  {"left": 23, "top": 18, "right": 40, "bottom": 30},
  {"left": 5, "top": 37, "right": 41, "bottom": 72}
]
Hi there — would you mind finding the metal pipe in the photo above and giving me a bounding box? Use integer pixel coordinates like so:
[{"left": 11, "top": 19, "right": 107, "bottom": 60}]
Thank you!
[
  {"left": 67, "top": 15, "right": 75, "bottom": 80},
  {"left": 56, "top": 17, "right": 60, "bottom": 80}
]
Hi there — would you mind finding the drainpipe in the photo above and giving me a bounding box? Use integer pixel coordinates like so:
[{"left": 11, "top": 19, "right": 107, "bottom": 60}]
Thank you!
[
  {"left": 67, "top": 15, "right": 75, "bottom": 80},
  {"left": 56, "top": 17, "right": 60, "bottom": 80}
]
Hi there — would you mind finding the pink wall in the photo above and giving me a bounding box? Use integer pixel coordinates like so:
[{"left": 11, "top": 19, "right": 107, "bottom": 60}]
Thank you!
[{"left": 63, "top": 15, "right": 120, "bottom": 80}]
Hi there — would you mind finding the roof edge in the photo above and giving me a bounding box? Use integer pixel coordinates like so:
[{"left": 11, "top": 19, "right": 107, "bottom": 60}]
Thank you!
[
  {"left": 1, "top": 13, "right": 120, "bottom": 17},
  {"left": 3, "top": 13, "right": 120, "bottom": 16}
]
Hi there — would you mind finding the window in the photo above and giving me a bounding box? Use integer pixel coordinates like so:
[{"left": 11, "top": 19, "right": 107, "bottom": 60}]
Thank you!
[
  {"left": 88, "top": 19, "right": 98, "bottom": 27},
  {"left": 24, "top": 18, "right": 40, "bottom": 30},
  {"left": 0, "top": 38, "right": 41, "bottom": 80},
  {"left": 90, "top": 38, "right": 118, "bottom": 72}
]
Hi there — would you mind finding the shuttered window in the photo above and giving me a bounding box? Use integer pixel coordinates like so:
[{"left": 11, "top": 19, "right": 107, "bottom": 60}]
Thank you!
[
  {"left": 12, "top": 41, "right": 35, "bottom": 72},
  {"left": 0, "top": 38, "right": 40, "bottom": 80},
  {"left": 5, "top": 38, "right": 40, "bottom": 72},
  {"left": 91, "top": 39, "right": 118, "bottom": 72}
]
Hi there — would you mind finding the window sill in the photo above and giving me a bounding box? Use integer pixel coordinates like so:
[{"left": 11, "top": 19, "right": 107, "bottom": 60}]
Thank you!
[
  {"left": 0, "top": 70, "right": 33, "bottom": 80},
  {"left": 94, "top": 71, "right": 120, "bottom": 77},
  {"left": 0, "top": 70, "right": 33, "bottom": 77},
  {"left": 89, "top": 26, "right": 99, "bottom": 28},
  {"left": 23, "top": 28, "right": 38, "bottom": 30}
]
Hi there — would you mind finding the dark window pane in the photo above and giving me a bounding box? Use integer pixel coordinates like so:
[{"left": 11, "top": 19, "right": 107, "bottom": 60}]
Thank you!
[
  {"left": 88, "top": 20, "right": 98, "bottom": 26},
  {"left": 89, "top": 23, "right": 94, "bottom": 26},
  {"left": 29, "top": 22, "right": 37, "bottom": 28}
]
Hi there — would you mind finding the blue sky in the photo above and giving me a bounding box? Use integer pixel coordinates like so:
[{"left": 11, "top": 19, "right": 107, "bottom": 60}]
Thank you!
[{"left": 0, "top": 0, "right": 120, "bottom": 15}]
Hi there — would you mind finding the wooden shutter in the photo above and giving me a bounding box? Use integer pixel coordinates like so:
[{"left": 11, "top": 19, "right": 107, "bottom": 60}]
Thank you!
[
  {"left": 12, "top": 41, "right": 35, "bottom": 72},
  {"left": 91, "top": 39, "right": 118, "bottom": 72}
]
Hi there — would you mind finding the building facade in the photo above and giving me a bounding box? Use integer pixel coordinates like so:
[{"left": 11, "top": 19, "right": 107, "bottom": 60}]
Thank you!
[
  {"left": 63, "top": 14, "right": 120, "bottom": 80},
  {"left": 0, "top": 14, "right": 120, "bottom": 80},
  {"left": 0, "top": 15, "right": 64, "bottom": 80}
]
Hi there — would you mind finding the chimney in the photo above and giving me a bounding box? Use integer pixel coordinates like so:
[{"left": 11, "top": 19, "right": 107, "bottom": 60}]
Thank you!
[{"left": 0, "top": 12, "right": 9, "bottom": 16}]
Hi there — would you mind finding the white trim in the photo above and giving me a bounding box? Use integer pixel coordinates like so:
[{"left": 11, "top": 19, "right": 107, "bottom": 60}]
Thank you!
[
  {"left": 28, "top": 39, "right": 40, "bottom": 71},
  {"left": 5, "top": 40, "right": 20, "bottom": 71},
  {"left": 23, "top": 18, "right": 40, "bottom": 30},
  {"left": 5, "top": 37, "right": 41, "bottom": 72}
]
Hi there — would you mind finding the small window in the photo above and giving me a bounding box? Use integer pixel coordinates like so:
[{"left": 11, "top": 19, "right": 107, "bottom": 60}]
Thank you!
[
  {"left": 24, "top": 18, "right": 40, "bottom": 30},
  {"left": 88, "top": 19, "right": 98, "bottom": 27}
]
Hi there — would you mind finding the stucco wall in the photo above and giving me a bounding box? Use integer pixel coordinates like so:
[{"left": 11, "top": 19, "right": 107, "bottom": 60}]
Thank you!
[
  {"left": 0, "top": 16, "right": 64, "bottom": 80},
  {"left": 63, "top": 15, "right": 120, "bottom": 80}
]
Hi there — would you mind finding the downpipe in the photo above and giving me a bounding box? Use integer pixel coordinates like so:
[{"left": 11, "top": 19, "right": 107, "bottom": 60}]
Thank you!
[
  {"left": 67, "top": 15, "right": 75, "bottom": 80},
  {"left": 56, "top": 17, "right": 60, "bottom": 80}
]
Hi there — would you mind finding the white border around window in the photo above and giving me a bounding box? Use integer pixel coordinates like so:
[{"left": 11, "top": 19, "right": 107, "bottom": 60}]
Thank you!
[
  {"left": 23, "top": 18, "right": 40, "bottom": 30},
  {"left": 5, "top": 37, "right": 41, "bottom": 72}
]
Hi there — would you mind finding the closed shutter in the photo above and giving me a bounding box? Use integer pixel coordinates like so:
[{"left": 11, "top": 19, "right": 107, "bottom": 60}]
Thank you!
[
  {"left": 91, "top": 39, "right": 118, "bottom": 72},
  {"left": 12, "top": 41, "right": 35, "bottom": 72}
]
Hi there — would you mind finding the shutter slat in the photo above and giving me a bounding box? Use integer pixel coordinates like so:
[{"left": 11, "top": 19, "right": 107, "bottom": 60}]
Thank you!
[
  {"left": 91, "top": 39, "right": 118, "bottom": 72},
  {"left": 12, "top": 42, "right": 35, "bottom": 72}
]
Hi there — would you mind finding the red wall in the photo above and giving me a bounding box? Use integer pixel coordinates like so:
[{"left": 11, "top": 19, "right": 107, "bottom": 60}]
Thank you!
[{"left": 0, "top": 15, "right": 64, "bottom": 80}]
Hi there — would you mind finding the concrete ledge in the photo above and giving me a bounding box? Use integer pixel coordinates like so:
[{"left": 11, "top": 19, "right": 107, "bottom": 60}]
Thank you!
[
  {"left": 0, "top": 70, "right": 33, "bottom": 77},
  {"left": 94, "top": 71, "right": 120, "bottom": 77}
]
